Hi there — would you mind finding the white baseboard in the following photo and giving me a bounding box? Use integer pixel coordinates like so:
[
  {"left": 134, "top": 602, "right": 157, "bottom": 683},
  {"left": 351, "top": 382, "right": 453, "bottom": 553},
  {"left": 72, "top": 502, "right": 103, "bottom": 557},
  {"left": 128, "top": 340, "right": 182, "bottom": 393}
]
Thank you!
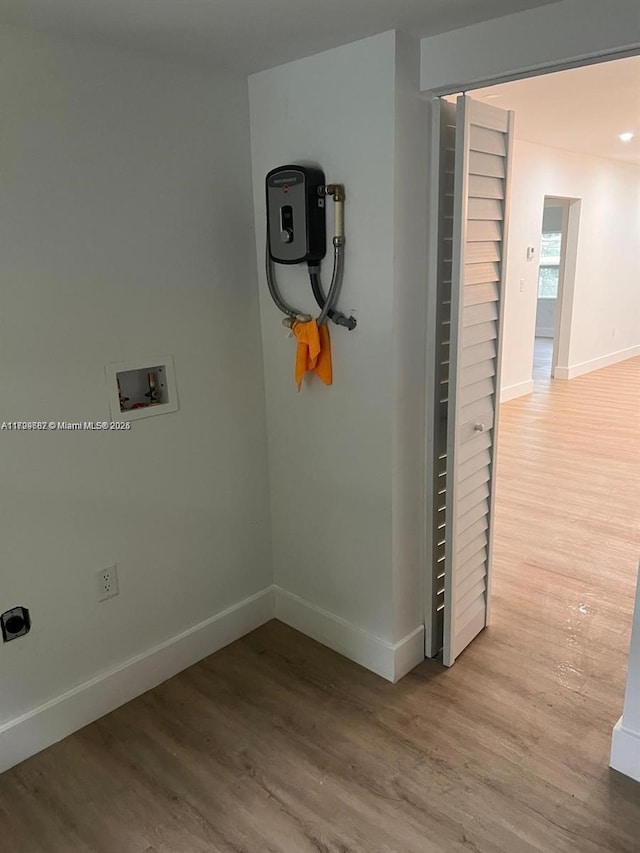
[
  {"left": 555, "top": 345, "right": 640, "bottom": 380},
  {"left": 500, "top": 379, "right": 534, "bottom": 403},
  {"left": 610, "top": 717, "right": 640, "bottom": 783},
  {"left": 1, "top": 584, "right": 427, "bottom": 774},
  {"left": 0, "top": 586, "right": 274, "bottom": 775},
  {"left": 273, "top": 585, "right": 424, "bottom": 683}
]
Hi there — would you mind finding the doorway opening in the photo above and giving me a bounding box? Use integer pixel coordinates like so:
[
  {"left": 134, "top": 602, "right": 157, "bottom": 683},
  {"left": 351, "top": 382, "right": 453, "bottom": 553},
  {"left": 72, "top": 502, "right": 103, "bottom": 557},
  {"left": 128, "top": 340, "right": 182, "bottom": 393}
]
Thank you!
[
  {"left": 532, "top": 196, "right": 583, "bottom": 383},
  {"left": 533, "top": 197, "right": 567, "bottom": 379},
  {"left": 425, "top": 53, "right": 640, "bottom": 666}
]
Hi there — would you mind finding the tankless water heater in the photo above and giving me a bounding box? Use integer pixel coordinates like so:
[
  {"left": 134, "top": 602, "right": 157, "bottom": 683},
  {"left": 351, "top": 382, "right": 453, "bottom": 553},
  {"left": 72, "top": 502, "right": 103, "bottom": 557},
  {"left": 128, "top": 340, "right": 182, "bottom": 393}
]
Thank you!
[{"left": 265, "top": 165, "right": 326, "bottom": 265}]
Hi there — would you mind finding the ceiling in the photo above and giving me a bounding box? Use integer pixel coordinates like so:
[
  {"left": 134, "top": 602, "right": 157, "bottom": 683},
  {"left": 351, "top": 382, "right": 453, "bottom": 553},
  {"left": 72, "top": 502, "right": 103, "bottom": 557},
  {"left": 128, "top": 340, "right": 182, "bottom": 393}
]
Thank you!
[
  {"left": 471, "top": 56, "right": 640, "bottom": 165},
  {"left": 0, "top": 0, "right": 561, "bottom": 74}
]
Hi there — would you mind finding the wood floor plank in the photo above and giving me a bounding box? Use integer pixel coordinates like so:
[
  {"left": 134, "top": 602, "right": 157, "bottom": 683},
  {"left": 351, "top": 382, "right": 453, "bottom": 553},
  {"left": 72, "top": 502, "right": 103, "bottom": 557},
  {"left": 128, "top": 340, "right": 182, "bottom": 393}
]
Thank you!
[{"left": 0, "top": 357, "right": 639, "bottom": 852}]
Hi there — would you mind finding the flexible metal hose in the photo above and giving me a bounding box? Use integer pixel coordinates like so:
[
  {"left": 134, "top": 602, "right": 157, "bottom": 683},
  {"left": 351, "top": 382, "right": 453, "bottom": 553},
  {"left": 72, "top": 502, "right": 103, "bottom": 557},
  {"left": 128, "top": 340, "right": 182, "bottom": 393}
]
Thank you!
[
  {"left": 316, "top": 241, "right": 346, "bottom": 326},
  {"left": 309, "top": 260, "right": 356, "bottom": 330},
  {"left": 264, "top": 184, "right": 354, "bottom": 328},
  {"left": 265, "top": 241, "right": 297, "bottom": 319}
]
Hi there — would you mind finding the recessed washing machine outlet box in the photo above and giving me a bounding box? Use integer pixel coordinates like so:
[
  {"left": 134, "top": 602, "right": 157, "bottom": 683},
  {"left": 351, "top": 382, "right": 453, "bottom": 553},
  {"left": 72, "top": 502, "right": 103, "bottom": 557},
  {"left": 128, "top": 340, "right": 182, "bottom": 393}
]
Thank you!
[{"left": 105, "top": 355, "right": 178, "bottom": 422}]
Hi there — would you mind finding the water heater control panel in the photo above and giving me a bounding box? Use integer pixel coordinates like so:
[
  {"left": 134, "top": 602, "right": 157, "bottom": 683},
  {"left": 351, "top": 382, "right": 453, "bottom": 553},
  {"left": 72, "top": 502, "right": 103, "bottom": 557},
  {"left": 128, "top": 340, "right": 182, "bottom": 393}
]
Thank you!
[{"left": 266, "top": 165, "right": 326, "bottom": 264}]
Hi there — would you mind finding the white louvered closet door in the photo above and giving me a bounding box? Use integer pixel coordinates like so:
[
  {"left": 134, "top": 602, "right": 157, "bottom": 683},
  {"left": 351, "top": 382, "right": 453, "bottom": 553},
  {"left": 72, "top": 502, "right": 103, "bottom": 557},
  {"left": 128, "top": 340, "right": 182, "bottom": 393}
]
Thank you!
[{"left": 443, "top": 96, "right": 514, "bottom": 667}]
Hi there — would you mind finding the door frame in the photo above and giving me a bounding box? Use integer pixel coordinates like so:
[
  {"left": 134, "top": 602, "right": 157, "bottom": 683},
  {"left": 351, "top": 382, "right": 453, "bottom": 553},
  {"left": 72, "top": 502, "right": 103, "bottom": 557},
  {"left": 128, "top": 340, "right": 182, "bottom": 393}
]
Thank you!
[
  {"left": 423, "top": 45, "right": 640, "bottom": 658},
  {"left": 549, "top": 198, "right": 571, "bottom": 376},
  {"left": 552, "top": 198, "right": 582, "bottom": 378}
]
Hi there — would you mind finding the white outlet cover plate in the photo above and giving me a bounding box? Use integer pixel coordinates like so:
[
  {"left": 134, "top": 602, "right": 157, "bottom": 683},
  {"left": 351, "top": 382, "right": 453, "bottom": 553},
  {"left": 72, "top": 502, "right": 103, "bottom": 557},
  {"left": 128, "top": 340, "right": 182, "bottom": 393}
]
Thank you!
[
  {"left": 105, "top": 354, "right": 178, "bottom": 422},
  {"left": 97, "top": 564, "right": 119, "bottom": 602}
]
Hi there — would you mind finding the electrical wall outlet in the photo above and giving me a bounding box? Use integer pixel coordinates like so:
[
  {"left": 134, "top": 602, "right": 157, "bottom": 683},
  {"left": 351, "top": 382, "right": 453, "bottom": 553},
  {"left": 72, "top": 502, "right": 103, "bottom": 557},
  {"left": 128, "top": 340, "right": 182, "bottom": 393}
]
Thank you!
[
  {"left": 96, "top": 564, "right": 119, "bottom": 602},
  {"left": 1, "top": 606, "right": 31, "bottom": 642}
]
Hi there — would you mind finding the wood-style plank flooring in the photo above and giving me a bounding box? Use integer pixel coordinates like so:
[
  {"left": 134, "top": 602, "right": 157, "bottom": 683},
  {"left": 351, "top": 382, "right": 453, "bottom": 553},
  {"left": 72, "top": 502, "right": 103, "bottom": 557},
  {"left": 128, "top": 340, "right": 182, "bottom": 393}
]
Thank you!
[{"left": 1, "top": 359, "right": 639, "bottom": 852}]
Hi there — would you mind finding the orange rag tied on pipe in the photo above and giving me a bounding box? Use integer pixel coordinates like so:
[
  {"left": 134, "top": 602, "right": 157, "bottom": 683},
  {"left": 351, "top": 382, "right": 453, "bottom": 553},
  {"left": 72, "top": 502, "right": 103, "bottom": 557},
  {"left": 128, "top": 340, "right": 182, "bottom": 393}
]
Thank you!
[{"left": 292, "top": 320, "right": 333, "bottom": 390}]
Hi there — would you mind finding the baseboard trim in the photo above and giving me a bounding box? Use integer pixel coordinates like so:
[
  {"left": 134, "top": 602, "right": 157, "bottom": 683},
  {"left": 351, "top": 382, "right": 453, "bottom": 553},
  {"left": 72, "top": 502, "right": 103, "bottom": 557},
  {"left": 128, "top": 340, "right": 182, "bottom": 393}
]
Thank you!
[
  {"left": 500, "top": 379, "right": 534, "bottom": 403},
  {"left": 555, "top": 345, "right": 640, "bottom": 380},
  {"left": 0, "top": 586, "right": 274, "bottom": 775},
  {"left": 273, "top": 585, "right": 424, "bottom": 683},
  {"left": 1, "top": 585, "right": 427, "bottom": 773},
  {"left": 610, "top": 717, "right": 640, "bottom": 783}
]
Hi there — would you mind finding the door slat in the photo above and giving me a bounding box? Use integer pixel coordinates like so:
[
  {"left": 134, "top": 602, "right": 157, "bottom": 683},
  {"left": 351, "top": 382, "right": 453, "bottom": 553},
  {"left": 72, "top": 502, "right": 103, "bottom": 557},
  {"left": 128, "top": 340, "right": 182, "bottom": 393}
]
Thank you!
[
  {"left": 458, "top": 431, "right": 491, "bottom": 463},
  {"left": 464, "top": 282, "right": 499, "bottom": 307},
  {"left": 468, "top": 198, "right": 503, "bottom": 221},
  {"left": 457, "top": 532, "right": 488, "bottom": 570},
  {"left": 458, "top": 466, "right": 491, "bottom": 500},
  {"left": 465, "top": 242, "right": 501, "bottom": 264},
  {"left": 468, "top": 175, "right": 504, "bottom": 199},
  {"left": 468, "top": 151, "right": 505, "bottom": 179},
  {"left": 460, "top": 358, "right": 496, "bottom": 387},
  {"left": 465, "top": 262, "right": 500, "bottom": 286},
  {"left": 457, "top": 548, "right": 487, "bottom": 587},
  {"left": 458, "top": 516, "right": 489, "bottom": 552},
  {"left": 456, "top": 577, "right": 487, "bottom": 613},
  {"left": 459, "top": 376, "right": 495, "bottom": 407},
  {"left": 469, "top": 126, "right": 507, "bottom": 156},
  {"left": 467, "top": 220, "right": 502, "bottom": 242},
  {"left": 457, "top": 498, "right": 490, "bottom": 535},
  {"left": 458, "top": 483, "right": 490, "bottom": 517},
  {"left": 460, "top": 394, "right": 494, "bottom": 426},
  {"left": 463, "top": 321, "right": 497, "bottom": 348}
]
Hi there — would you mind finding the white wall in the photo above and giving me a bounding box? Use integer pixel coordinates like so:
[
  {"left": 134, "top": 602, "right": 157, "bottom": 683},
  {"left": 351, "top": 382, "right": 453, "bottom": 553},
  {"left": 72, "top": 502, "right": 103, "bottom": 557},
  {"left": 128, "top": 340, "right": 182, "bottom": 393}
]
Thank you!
[
  {"left": 391, "top": 33, "right": 429, "bottom": 648},
  {"left": 0, "top": 26, "right": 271, "bottom": 752},
  {"left": 420, "top": 0, "right": 640, "bottom": 93},
  {"left": 501, "top": 141, "right": 640, "bottom": 392},
  {"left": 249, "top": 31, "right": 427, "bottom": 678}
]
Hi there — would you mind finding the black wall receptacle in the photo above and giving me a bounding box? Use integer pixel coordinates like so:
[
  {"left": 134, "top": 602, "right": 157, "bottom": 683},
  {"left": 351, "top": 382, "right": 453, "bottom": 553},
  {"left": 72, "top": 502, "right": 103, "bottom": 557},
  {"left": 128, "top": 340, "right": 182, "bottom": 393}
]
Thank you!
[{"left": 1, "top": 606, "right": 31, "bottom": 642}]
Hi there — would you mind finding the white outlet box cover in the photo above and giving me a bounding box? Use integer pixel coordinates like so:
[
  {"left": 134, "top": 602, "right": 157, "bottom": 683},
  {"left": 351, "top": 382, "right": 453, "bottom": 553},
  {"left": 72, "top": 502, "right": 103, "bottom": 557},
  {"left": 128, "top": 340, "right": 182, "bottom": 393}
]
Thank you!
[
  {"left": 105, "top": 355, "right": 178, "bottom": 422},
  {"left": 96, "top": 564, "right": 119, "bottom": 601}
]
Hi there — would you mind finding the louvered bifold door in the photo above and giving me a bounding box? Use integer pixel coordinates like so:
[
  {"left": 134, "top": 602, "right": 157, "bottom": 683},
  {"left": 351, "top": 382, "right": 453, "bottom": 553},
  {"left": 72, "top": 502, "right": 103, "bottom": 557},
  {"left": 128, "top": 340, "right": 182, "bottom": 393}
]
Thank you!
[{"left": 443, "top": 96, "right": 514, "bottom": 667}]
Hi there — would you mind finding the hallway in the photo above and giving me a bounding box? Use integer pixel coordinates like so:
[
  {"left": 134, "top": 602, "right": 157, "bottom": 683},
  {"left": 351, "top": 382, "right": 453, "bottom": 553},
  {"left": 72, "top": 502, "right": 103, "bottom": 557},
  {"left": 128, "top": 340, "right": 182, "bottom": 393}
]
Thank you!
[{"left": 0, "top": 359, "right": 639, "bottom": 852}]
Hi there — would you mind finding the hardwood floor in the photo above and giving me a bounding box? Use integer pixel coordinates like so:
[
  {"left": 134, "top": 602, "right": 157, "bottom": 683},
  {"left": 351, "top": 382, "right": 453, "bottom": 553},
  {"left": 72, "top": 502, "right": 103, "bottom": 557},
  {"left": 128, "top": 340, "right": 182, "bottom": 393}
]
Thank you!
[{"left": 1, "top": 358, "right": 639, "bottom": 853}]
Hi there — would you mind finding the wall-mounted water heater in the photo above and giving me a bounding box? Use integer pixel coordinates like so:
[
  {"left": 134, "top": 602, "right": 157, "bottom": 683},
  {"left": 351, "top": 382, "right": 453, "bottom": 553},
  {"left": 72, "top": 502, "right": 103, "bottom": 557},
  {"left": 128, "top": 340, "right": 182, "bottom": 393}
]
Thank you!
[
  {"left": 264, "top": 164, "right": 356, "bottom": 330},
  {"left": 266, "top": 165, "right": 325, "bottom": 265}
]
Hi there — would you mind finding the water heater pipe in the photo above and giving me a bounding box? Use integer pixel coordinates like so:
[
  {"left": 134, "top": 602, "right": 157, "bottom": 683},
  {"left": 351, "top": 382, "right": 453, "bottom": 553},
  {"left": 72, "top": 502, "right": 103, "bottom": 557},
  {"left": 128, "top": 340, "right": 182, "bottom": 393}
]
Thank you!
[
  {"left": 308, "top": 184, "right": 356, "bottom": 330},
  {"left": 266, "top": 181, "right": 353, "bottom": 329},
  {"left": 265, "top": 236, "right": 312, "bottom": 322}
]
